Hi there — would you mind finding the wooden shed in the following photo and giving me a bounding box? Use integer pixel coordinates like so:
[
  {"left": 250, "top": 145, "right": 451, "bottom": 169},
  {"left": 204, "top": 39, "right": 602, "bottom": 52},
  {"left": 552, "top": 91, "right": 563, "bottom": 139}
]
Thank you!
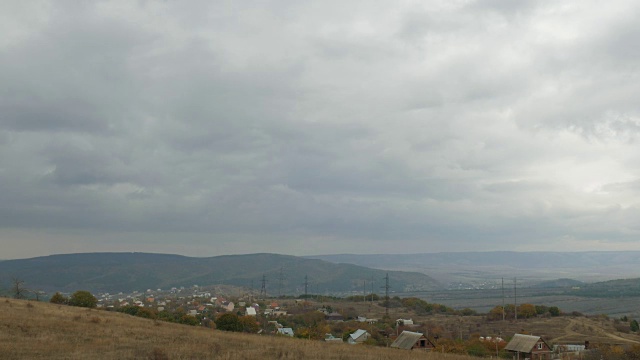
[
  {"left": 504, "top": 334, "right": 552, "bottom": 360},
  {"left": 390, "top": 331, "right": 436, "bottom": 351}
]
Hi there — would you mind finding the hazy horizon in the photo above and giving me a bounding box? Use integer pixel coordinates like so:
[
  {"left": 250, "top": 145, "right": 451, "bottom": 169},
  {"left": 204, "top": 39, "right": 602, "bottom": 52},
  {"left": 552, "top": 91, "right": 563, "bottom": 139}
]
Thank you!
[{"left": 3, "top": 249, "right": 640, "bottom": 261}]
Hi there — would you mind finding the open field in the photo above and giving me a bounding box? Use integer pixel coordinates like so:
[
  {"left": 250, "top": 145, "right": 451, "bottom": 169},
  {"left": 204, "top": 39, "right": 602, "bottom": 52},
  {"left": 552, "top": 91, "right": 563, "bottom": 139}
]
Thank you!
[
  {"left": 397, "top": 288, "right": 640, "bottom": 318},
  {"left": 0, "top": 298, "right": 475, "bottom": 360}
]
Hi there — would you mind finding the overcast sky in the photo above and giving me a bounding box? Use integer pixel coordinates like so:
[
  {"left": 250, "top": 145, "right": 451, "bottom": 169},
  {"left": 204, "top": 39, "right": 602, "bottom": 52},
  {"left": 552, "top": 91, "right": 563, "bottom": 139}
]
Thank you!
[{"left": 2, "top": 1, "right": 640, "bottom": 259}]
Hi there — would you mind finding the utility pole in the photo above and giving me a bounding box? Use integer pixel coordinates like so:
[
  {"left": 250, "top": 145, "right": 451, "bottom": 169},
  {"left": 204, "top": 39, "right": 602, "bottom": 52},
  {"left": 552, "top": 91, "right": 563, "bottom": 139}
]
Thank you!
[
  {"left": 514, "top": 277, "right": 517, "bottom": 321},
  {"left": 502, "top": 277, "right": 505, "bottom": 321},
  {"left": 304, "top": 275, "right": 309, "bottom": 297},
  {"left": 250, "top": 279, "right": 254, "bottom": 302},
  {"left": 370, "top": 276, "right": 375, "bottom": 303},
  {"left": 363, "top": 280, "right": 367, "bottom": 303}
]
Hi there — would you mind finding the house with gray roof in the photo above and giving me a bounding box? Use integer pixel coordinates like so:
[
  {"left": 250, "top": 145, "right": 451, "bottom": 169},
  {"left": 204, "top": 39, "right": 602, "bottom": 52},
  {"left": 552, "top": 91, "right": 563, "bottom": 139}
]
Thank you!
[
  {"left": 347, "top": 329, "right": 371, "bottom": 344},
  {"left": 504, "top": 334, "right": 552, "bottom": 360},
  {"left": 277, "top": 328, "right": 294, "bottom": 337},
  {"left": 390, "top": 331, "right": 436, "bottom": 351}
]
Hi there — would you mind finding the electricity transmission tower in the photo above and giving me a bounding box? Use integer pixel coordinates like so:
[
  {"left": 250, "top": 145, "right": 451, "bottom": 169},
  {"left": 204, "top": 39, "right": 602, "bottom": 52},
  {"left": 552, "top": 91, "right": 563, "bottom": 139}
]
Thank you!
[
  {"left": 381, "top": 273, "right": 390, "bottom": 317},
  {"left": 278, "top": 266, "right": 286, "bottom": 297},
  {"left": 260, "top": 274, "right": 267, "bottom": 298}
]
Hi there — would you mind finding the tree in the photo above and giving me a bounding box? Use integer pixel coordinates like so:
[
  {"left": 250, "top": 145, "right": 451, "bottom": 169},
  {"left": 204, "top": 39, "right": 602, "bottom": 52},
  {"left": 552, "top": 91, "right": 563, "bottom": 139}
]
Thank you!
[
  {"left": 460, "top": 308, "right": 476, "bottom": 316},
  {"left": 215, "top": 313, "right": 242, "bottom": 332},
  {"left": 238, "top": 315, "right": 260, "bottom": 333},
  {"left": 12, "top": 277, "right": 27, "bottom": 299},
  {"left": 548, "top": 306, "right": 560, "bottom": 317},
  {"left": 487, "top": 306, "right": 505, "bottom": 321},
  {"left": 49, "top": 292, "right": 68, "bottom": 304},
  {"left": 68, "top": 290, "right": 97, "bottom": 308},
  {"left": 535, "top": 305, "right": 548, "bottom": 315},
  {"left": 518, "top": 304, "right": 537, "bottom": 319},
  {"left": 631, "top": 319, "right": 639, "bottom": 332}
]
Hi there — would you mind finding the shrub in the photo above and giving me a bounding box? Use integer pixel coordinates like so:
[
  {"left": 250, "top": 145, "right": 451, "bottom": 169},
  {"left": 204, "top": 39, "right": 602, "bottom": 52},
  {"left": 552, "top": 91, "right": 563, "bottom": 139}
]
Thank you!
[
  {"left": 461, "top": 308, "right": 476, "bottom": 316},
  {"left": 68, "top": 291, "right": 97, "bottom": 308},
  {"left": 215, "top": 313, "right": 242, "bottom": 332},
  {"left": 50, "top": 292, "right": 68, "bottom": 305}
]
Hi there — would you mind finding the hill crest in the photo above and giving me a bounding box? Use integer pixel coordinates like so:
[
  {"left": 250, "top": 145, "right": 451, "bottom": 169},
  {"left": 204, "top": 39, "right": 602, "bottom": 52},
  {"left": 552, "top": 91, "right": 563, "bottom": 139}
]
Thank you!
[{"left": 0, "top": 252, "right": 441, "bottom": 294}]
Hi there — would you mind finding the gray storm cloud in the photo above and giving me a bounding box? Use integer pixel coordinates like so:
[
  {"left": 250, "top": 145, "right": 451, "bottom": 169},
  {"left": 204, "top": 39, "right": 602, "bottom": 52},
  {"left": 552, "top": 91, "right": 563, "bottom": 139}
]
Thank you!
[{"left": 2, "top": 0, "right": 640, "bottom": 258}]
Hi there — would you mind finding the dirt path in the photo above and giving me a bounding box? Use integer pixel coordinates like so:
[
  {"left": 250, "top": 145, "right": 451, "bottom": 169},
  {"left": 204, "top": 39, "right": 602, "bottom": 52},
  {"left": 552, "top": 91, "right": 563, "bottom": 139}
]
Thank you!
[
  {"left": 553, "top": 318, "right": 640, "bottom": 344},
  {"left": 552, "top": 318, "right": 583, "bottom": 343}
]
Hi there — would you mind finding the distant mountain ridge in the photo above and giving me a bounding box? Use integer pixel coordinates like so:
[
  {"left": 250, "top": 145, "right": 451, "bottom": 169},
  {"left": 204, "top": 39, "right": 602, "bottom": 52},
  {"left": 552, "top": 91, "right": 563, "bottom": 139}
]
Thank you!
[
  {"left": 0, "top": 252, "right": 441, "bottom": 294},
  {"left": 306, "top": 251, "right": 640, "bottom": 284},
  {"left": 307, "top": 251, "right": 640, "bottom": 269}
]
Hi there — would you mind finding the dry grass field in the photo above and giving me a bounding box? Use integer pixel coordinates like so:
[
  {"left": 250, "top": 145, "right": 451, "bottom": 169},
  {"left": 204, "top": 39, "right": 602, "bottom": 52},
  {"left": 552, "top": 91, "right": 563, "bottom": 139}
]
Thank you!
[
  {"left": 320, "top": 299, "right": 640, "bottom": 346},
  {"left": 0, "top": 298, "right": 477, "bottom": 360}
]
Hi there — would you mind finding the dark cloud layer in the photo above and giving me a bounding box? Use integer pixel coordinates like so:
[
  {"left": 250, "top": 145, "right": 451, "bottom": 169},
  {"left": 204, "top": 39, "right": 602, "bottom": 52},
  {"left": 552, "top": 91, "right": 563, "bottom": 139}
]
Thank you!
[{"left": 2, "top": 1, "right": 640, "bottom": 258}]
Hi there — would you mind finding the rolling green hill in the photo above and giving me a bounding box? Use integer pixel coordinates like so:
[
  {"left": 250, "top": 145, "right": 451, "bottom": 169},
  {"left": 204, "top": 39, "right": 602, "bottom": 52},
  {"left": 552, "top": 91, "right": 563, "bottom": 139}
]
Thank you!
[
  {"left": 570, "top": 278, "right": 640, "bottom": 297},
  {"left": 0, "top": 252, "right": 441, "bottom": 295}
]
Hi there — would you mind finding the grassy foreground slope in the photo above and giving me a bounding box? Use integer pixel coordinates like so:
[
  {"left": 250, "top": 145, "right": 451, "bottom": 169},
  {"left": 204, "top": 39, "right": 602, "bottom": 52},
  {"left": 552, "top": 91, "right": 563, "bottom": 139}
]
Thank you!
[{"left": 0, "top": 298, "right": 473, "bottom": 360}]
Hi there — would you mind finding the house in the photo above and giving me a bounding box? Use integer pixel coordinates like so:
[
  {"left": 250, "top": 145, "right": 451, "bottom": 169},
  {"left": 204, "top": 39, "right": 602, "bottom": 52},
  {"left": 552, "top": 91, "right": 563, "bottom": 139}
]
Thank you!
[
  {"left": 245, "top": 307, "right": 257, "bottom": 316},
  {"left": 347, "top": 329, "right": 371, "bottom": 344},
  {"left": 396, "top": 318, "right": 413, "bottom": 326},
  {"left": 267, "top": 321, "right": 283, "bottom": 329},
  {"left": 324, "top": 334, "right": 343, "bottom": 343},
  {"left": 221, "top": 301, "right": 234, "bottom": 312},
  {"left": 504, "top": 334, "right": 552, "bottom": 360},
  {"left": 277, "top": 328, "right": 294, "bottom": 337},
  {"left": 553, "top": 344, "right": 586, "bottom": 355},
  {"left": 357, "top": 316, "right": 378, "bottom": 324},
  {"left": 325, "top": 312, "right": 344, "bottom": 321},
  {"left": 390, "top": 331, "right": 436, "bottom": 351}
]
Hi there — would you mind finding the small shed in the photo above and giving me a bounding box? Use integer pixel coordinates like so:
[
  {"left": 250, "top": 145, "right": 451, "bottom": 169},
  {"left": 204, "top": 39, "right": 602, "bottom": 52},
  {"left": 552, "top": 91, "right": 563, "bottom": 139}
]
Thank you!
[
  {"left": 277, "top": 328, "right": 294, "bottom": 337},
  {"left": 505, "top": 334, "right": 552, "bottom": 360},
  {"left": 390, "top": 331, "right": 436, "bottom": 351},
  {"left": 324, "top": 333, "right": 343, "bottom": 343}
]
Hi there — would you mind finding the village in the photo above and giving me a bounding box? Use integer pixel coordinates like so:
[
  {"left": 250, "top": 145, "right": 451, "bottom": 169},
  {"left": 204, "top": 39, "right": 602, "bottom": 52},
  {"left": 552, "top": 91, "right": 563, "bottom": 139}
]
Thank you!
[{"left": 53, "top": 284, "right": 637, "bottom": 359}]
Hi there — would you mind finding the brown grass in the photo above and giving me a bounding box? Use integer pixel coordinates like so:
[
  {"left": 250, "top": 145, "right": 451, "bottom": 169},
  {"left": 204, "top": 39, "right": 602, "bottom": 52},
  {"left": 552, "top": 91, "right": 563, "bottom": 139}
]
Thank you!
[
  {"left": 315, "top": 298, "right": 640, "bottom": 346},
  {"left": 0, "top": 298, "right": 476, "bottom": 360}
]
